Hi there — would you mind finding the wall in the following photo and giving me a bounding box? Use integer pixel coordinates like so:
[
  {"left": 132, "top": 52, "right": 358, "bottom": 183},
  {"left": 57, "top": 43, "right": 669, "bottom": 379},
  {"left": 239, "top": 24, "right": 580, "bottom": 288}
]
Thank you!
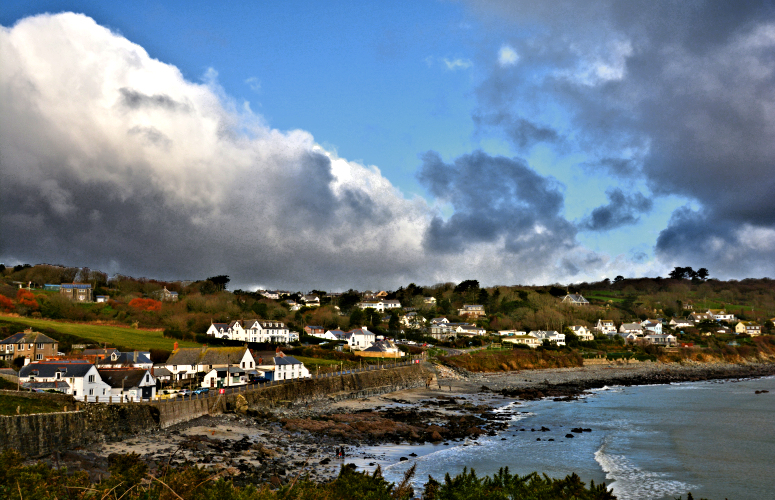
[{"left": 0, "top": 363, "right": 431, "bottom": 457}]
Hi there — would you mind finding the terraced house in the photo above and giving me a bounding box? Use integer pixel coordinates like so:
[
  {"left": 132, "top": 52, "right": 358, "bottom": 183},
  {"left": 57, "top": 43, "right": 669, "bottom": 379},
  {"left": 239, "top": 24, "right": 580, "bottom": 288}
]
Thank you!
[
  {"left": 0, "top": 329, "right": 58, "bottom": 364},
  {"left": 165, "top": 344, "right": 256, "bottom": 382},
  {"left": 206, "top": 319, "right": 295, "bottom": 343}
]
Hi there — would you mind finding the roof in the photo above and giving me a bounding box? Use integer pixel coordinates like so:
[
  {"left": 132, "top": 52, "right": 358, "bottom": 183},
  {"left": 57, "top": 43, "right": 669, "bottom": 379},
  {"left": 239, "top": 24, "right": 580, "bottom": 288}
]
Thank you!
[
  {"left": 167, "top": 346, "right": 249, "bottom": 366},
  {"left": 1, "top": 330, "right": 58, "bottom": 345},
  {"left": 362, "top": 341, "right": 398, "bottom": 352},
  {"left": 22, "top": 381, "right": 71, "bottom": 390},
  {"left": 274, "top": 355, "right": 303, "bottom": 366},
  {"left": 61, "top": 283, "right": 92, "bottom": 289},
  {"left": 97, "top": 368, "right": 151, "bottom": 389},
  {"left": 97, "top": 351, "right": 153, "bottom": 366},
  {"left": 83, "top": 348, "right": 119, "bottom": 356},
  {"left": 20, "top": 361, "right": 94, "bottom": 378},
  {"left": 563, "top": 294, "right": 588, "bottom": 303}
]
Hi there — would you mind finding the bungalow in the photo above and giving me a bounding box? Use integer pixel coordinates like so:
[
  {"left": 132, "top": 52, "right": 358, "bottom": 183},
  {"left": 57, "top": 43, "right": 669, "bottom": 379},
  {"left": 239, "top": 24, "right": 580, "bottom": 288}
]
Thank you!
[
  {"left": 430, "top": 317, "right": 449, "bottom": 325},
  {"left": 619, "top": 323, "right": 643, "bottom": 335},
  {"left": 423, "top": 297, "right": 437, "bottom": 305},
  {"left": 735, "top": 321, "right": 762, "bottom": 336},
  {"left": 669, "top": 318, "right": 694, "bottom": 329},
  {"left": 457, "top": 304, "right": 486, "bottom": 317},
  {"left": 0, "top": 329, "right": 59, "bottom": 364},
  {"left": 456, "top": 324, "right": 487, "bottom": 336},
  {"left": 301, "top": 295, "right": 321, "bottom": 307},
  {"left": 707, "top": 309, "right": 736, "bottom": 322},
  {"left": 644, "top": 333, "right": 677, "bottom": 347},
  {"left": 562, "top": 293, "right": 589, "bottom": 306},
  {"left": 19, "top": 360, "right": 110, "bottom": 400},
  {"left": 595, "top": 319, "right": 617, "bottom": 335},
  {"left": 689, "top": 312, "right": 713, "bottom": 323},
  {"left": 569, "top": 325, "right": 594, "bottom": 341},
  {"left": 357, "top": 299, "right": 402, "bottom": 312},
  {"left": 503, "top": 335, "right": 541, "bottom": 348},
  {"left": 498, "top": 330, "right": 527, "bottom": 337},
  {"left": 98, "top": 368, "right": 156, "bottom": 401},
  {"left": 357, "top": 340, "right": 404, "bottom": 358}
]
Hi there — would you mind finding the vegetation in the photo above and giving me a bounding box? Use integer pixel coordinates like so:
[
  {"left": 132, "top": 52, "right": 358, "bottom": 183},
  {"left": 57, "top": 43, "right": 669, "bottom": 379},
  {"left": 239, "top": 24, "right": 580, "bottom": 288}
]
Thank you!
[
  {"left": 0, "top": 449, "right": 624, "bottom": 500},
  {"left": 440, "top": 349, "right": 583, "bottom": 372},
  {"left": 0, "top": 394, "right": 65, "bottom": 415}
]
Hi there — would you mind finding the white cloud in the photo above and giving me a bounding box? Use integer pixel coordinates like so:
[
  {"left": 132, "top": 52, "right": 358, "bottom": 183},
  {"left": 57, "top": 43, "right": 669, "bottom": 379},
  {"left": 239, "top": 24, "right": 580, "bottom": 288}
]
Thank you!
[
  {"left": 443, "top": 57, "right": 472, "bottom": 70},
  {"left": 0, "top": 12, "right": 642, "bottom": 289},
  {"left": 244, "top": 76, "right": 261, "bottom": 92},
  {"left": 498, "top": 44, "right": 519, "bottom": 66}
]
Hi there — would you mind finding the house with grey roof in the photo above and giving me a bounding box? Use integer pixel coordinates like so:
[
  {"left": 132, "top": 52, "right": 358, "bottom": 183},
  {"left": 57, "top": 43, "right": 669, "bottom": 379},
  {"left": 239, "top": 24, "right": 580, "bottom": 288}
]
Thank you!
[
  {"left": 98, "top": 368, "right": 156, "bottom": 401},
  {"left": 1, "top": 329, "right": 59, "bottom": 363},
  {"left": 96, "top": 350, "right": 153, "bottom": 369},
  {"left": 60, "top": 283, "right": 92, "bottom": 302},
  {"left": 561, "top": 293, "right": 589, "bottom": 306},
  {"left": 165, "top": 344, "right": 256, "bottom": 382},
  {"left": 19, "top": 361, "right": 110, "bottom": 400}
]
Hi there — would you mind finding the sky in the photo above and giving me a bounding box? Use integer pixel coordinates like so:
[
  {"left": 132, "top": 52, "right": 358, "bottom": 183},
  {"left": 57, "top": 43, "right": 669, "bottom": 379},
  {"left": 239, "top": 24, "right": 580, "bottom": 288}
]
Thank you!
[{"left": 2, "top": 1, "right": 774, "bottom": 291}]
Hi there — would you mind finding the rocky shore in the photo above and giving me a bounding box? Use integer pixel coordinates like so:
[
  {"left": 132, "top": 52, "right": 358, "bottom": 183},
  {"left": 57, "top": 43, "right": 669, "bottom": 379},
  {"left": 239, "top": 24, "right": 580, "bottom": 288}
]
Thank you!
[{"left": 51, "top": 360, "right": 775, "bottom": 487}]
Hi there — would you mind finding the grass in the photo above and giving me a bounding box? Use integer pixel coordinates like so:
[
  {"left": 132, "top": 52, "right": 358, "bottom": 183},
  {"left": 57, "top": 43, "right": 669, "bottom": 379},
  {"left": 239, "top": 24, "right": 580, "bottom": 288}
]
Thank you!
[
  {"left": 0, "top": 394, "right": 66, "bottom": 415},
  {"left": 0, "top": 315, "right": 200, "bottom": 351}
]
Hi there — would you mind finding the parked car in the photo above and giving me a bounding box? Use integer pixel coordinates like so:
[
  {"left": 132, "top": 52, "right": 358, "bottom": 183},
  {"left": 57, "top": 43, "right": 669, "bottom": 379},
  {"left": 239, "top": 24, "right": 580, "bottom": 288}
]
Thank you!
[
  {"left": 177, "top": 389, "right": 192, "bottom": 398},
  {"left": 158, "top": 389, "right": 179, "bottom": 400},
  {"left": 193, "top": 387, "right": 209, "bottom": 395}
]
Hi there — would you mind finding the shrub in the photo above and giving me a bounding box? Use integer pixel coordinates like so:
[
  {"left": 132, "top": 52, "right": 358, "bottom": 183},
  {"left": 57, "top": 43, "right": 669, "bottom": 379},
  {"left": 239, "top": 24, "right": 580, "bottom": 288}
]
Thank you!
[{"left": 128, "top": 298, "right": 162, "bottom": 312}]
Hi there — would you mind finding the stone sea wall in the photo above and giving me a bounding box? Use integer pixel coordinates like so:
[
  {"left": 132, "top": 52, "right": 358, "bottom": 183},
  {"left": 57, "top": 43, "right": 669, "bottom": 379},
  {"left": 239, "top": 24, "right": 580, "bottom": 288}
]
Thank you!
[{"left": 0, "top": 364, "right": 431, "bottom": 457}]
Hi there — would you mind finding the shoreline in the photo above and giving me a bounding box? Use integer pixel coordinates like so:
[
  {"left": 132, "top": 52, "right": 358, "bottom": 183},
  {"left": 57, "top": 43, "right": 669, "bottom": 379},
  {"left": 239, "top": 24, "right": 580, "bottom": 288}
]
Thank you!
[{"left": 50, "top": 360, "right": 775, "bottom": 487}]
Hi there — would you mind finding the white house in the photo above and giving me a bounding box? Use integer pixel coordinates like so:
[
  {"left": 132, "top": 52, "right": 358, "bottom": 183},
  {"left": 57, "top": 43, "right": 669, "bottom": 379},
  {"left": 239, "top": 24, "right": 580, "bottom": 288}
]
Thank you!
[
  {"left": 498, "top": 330, "right": 527, "bottom": 337},
  {"left": 95, "top": 351, "right": 154, "bottom": 369},
  {"left": 357, "top": 299, "right": 402, "bottom": 312},
  {"left": 165, "top": 344, "right": 256, "bottom": 382},
  {"left": 503, "top": 335, "right": 542, "bottom": 348},
  {"left": 98, "top": 368, "right": 156, "bottom": 401},
  {"left": 669, "top": 318, "right": 694, "bottom": 329},
  {"left": 456, "top": 324, "right": 487, "bottom": 336},
  {"left": 641, "top": 320, "right": 662, "bottom": 335},
  {"left": 569, "top": 325, "right": 594, "bottom": 341},
  {"left": 401, "top": 312, "right": 426, "bottom": 329},
  {"left": 457, "top": 304, "right": 486, "bottom": 317},
  {"left": 562, "top": 293, "right": 589, "bottom": 306},
  {"left": 644, "top": 333, "right": 677, "bottom": 346},
  {"left": 529, "top": 331, "right": 566, "bottom": 346},
  {"left": 344, "top": 328, "right": 376, "bottom": 350},
  {"left": 202, "top": 366, "right": 250, "bottom": 388},
  {"left": 269, "top": 353, "right": 310, "bottom": 381},
  {"left": 619, "top": 323, "right": 643, "bottom": 335},
  {"left": 707, "top": 309, "right": 736, "bottom": 322},
  {"left": 19, "top": 361, "right": 111, "bottom": 401},
  {"left": 595, "top": 319, "right": 617, "bottom": 335},
  {"left": 206, "top": 319, "right": 293, "bottom": 343}
]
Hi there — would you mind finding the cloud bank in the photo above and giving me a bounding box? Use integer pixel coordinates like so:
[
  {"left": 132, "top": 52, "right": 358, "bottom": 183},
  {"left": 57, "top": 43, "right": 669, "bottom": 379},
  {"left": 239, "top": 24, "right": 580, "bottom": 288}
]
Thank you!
[
  {"left": 469, "top": 0, "right": 775, "bottom": 278},
  {"left": 1, "top": 12, "right": 632, "bottom": 289}
]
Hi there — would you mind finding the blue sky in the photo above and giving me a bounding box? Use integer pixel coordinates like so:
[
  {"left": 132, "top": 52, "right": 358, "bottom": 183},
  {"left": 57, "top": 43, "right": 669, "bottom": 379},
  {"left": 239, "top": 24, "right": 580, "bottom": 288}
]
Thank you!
[{"left": 2, "top": 1, "right": 774, "bottom": 290}]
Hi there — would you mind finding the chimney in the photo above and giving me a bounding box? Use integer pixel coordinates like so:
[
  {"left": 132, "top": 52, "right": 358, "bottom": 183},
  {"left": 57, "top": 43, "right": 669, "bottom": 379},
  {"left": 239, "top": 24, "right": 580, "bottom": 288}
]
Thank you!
[{"left": 173, "top": 341, "right": 179, "bottom": 351}]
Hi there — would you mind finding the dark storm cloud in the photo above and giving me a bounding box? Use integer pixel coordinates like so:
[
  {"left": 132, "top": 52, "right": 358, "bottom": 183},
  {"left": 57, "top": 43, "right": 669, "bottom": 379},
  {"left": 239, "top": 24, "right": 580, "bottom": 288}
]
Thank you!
[
  {"left": 119, "top": 88, "right": 190, "bottom": 112},
  {"left": 417, "top": 150, "right": 576, "bottom": 254},
  {"left": 579, "top": 188, "right": 653, "bottom": 232},
  {"left": 469, "top": 0, "right": 775, "bottom": 276}
]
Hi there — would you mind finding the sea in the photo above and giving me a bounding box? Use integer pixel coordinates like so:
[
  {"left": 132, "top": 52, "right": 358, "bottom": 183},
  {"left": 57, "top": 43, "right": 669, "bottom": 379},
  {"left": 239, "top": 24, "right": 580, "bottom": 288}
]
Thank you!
[{"left": 345, "top": 376, "right": 775, "bottom": 500}]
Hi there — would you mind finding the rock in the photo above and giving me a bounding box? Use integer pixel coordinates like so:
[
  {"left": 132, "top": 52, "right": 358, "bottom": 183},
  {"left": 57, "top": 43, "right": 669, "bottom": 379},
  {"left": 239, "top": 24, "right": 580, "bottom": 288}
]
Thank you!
[
  {"left": 565, "top": 434, "right": 574, "bottom": 438},
  {"left": 235, "top": 395, "right": 249, "bottom": 414},
  {"left": 399, "top": 456, "right": 408, "bottom": 461}
]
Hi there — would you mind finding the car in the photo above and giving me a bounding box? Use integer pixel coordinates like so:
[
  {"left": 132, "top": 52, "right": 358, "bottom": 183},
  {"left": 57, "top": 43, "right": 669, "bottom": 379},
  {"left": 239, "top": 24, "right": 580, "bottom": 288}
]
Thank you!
[
  {"left": 193, "top": 387, "right": 209, "bottom": 395},
  {"left": 177, "top": 389, "right": 192, "bottom": 398},
  {"left": 158, "top": 389, "right": 179, "bottom": 400}
]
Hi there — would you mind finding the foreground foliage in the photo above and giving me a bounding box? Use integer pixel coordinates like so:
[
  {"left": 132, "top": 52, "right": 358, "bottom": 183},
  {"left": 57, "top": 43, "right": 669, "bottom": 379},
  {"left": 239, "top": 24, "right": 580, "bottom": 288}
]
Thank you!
[{"left": 0, "top": 450, "right": 621, "bottom": 500}]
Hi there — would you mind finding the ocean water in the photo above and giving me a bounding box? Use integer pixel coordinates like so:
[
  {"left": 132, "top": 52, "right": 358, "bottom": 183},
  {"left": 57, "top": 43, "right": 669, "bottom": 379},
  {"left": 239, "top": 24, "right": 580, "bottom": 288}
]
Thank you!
[{"left": 347, "top": 376, "right": 775, "bottom": 500}]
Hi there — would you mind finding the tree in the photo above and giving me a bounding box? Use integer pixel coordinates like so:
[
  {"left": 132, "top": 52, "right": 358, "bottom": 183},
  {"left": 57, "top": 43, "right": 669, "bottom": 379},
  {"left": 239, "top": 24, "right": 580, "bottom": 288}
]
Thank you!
[
  {"left": 388, "top": 314, "right": 400, "bottom": 333},
  {"left": 614, "top": 275, "right": 625, "bottom": 283},
  {"left": 0, "top": 295, "right": 13, "bottom": 312},
  {"left": 454, "top": 280, "right": 480, "bottom": 294},
  {"left": 338, "top": 289, "right": 361, "bottom": 312},
  {"left": 696, "top": 268, "right": 709, "bottom": 280},
  {"left": 16, "top": 289, "right": 38, "bottom": 311},
  {"left": 205, "top": 275, "right": 230, "bottom": 291},
  {"left": 349, "top": 307, "right": 364, "bottom": 327}
]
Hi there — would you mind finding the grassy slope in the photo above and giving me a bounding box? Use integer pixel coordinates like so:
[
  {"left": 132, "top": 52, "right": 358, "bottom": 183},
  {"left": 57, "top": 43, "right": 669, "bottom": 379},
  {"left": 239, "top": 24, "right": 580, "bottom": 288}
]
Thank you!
[
  {"left": 0, "top": 394, "right": 65, "bottom": 415},
  {"left": 0, "top": 315, "right": 200, "bottom": 351}
]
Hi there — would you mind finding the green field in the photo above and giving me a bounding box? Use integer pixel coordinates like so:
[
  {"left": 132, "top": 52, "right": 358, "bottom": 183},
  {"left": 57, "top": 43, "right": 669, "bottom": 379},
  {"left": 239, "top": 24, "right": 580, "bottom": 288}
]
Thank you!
[{"left": 0, "top": 315, "right": 200, "bottom": 351}]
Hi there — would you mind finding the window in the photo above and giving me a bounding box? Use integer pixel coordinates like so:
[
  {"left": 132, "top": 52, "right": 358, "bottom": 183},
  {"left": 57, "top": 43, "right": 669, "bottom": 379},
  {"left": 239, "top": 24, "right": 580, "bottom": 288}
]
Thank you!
[
  {"left": 89, "top": 389, "right": 93, "bottom": 396},
  {"left": 55, "top": 372, "right": 61, "bottom": 380},
  {"left": 88, "top": 375, "right": 95, "bottom": 383},
  {"left": 36, "top": 343, "right": 43, "bottom": 349},
  {"left": 36, "top": 354, "right": 42, "bottom": 360},
  {"left": 18, "top": 344, "right": 24, "bottom": 351}
]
